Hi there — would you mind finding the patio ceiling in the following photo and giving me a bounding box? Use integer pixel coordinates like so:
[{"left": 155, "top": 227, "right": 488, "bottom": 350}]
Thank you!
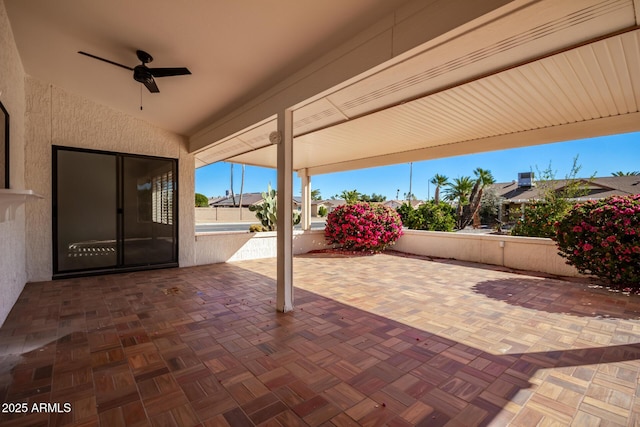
[
  {"left": 3, "top": 0, "right": 411, "bottom": 137},
  {"left": 194, "top": 0, "right": 640, "bottom": 175}
]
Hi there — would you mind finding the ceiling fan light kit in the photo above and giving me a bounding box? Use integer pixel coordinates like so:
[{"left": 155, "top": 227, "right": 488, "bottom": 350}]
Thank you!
[{"left": 78, "top": 49, "right": 191, "bottom": 94}]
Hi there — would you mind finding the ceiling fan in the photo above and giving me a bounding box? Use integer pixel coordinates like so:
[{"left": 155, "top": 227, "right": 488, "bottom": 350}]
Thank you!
[{"left": 78, "top": 49, "right": 191, "bottom": 93}]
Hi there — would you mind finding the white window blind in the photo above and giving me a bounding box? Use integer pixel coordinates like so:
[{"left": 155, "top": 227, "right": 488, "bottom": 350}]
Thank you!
[{"left": 152, "top": 171, "right": 173, "bottom": 225}]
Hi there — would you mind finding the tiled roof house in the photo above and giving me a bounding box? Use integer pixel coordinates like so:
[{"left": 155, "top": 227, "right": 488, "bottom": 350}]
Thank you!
[{"left": 488, "top": 174, "right": 640, "bottom": 221}]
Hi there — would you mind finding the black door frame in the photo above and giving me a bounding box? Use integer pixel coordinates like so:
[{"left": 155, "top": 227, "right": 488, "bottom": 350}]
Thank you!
[{"left": 52, "top": 146, "right": 179, "bottom": 279}]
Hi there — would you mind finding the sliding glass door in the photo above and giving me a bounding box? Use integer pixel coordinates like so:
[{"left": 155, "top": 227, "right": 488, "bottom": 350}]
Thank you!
[
  {"left": 122, "top": 156, "right": 176, "bottom": 266},
  {"left": 53, "top": 147, "right": 178, "bottom": 277}
]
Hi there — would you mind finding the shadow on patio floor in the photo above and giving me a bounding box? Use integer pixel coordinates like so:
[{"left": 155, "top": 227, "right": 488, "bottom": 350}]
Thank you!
[{"left": 472, "top": 278, "right": 640, "bottom": 320}]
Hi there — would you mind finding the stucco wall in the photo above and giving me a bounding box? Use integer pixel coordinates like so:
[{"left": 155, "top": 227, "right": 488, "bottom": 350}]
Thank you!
[
  {"left": 394, "top": 230, "right": 580, "bottom": 278},
  {"left": 0, "top": 1, "right": 27, "bottom": 325},
  {"left": 24, "top": 78, "right": 195, "bottom": 281},
  {"left": 194, "top": 230, "right": 330, "bottom": 265},
  {"left": 195, "top": 207, "right": 255, "bottom": 223}
]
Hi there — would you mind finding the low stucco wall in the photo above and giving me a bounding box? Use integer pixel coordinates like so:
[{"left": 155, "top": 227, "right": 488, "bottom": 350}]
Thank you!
[
  {"left": 394, "top": 230, "right": 580, "bottom": 277},
  {"left": 195, "top": 207, "right": 254, "bottom": 223},
  {"left": 194, "top": 229, "right": 330, "bottom": 265},
  {"left": 194, "top": 228, "right": 581, "bottom": 278}
]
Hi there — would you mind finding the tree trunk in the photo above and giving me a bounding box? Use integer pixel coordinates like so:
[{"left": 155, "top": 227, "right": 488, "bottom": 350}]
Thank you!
[
  {"left": 230, "top": 163, "right": 236, "bottom": 207},
  {"left": 238, "top": 164, "right": 245, "bottom": 219}
]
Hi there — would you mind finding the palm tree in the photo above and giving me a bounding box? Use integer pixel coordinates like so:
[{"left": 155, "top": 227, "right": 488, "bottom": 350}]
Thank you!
[
  {"left": 460, "top": 168, "right": 496, "bottom": 228},
  {"left": 338, "top": 189, "right": 361, "bottom": 204},
  {"left": 311, "top": 189, "right": 322, "bottom": 201},
  {"left": 444, "top": 176, "right": 473, "bottom": 203},
  {"left": 430, "top": 174, "right": 449, "bottom": 203},
  {"left": 444, "top": 176, "right": 474, "bottom": 228},
  {"left": 474, "top": 167, "right": 495, "bottom": 185},
  {"left": 612, "top": 171, "right": 640, "bottom": 176}
]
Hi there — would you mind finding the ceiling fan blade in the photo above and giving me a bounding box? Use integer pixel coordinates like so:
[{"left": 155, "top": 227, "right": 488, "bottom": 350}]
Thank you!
[
  {"left": 149, "top": 67, "right": 191, "bottom": 78},
  {"left": 78, "top": 51, "right": 133, "bottom": 71},
  {"left": 142, "top": 78, "right": 160, "bottom": 93}
]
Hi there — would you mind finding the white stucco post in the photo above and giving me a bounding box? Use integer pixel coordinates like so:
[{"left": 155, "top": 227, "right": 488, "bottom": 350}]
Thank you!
[
  {"left": 299, "top": 168, "right": 311, "bottom": 231},
  {"left": 275, "top": 109, "right": 294, "bottom": 312}
]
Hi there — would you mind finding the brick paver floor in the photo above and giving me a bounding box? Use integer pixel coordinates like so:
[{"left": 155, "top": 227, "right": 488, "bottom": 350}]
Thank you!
[{"left": 1, "top": 251, "right": 639, "bottom": 426}]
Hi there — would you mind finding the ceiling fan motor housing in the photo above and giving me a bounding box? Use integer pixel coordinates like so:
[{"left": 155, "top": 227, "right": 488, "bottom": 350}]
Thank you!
[
  {"left": 136, "top": 50, "right": 153, "bottom": 64},
  {"left": 133, "top": 65, "right": 153, "bottom": 83}
]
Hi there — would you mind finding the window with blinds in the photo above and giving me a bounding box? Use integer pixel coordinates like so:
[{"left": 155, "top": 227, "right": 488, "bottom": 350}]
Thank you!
[{"left": 152, "top": 170, "right": 174, "bottom": 225}]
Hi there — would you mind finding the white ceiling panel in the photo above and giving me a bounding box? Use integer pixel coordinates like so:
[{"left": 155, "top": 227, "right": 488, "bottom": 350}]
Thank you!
[
  {"left": 211, "top": 2, "right": 640, "bottom": 175},
  {"left": 315, "top": 0, "right": 635, "bottom": 121}
]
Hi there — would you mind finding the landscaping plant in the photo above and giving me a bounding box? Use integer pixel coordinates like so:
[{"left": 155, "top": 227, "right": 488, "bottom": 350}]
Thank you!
[
  {"left": 512, "top": 157, "right": 591, "bottom": 238},
  {"left": 325, "top": 202, "right": 403, "bottom": 252},
  {"left": 511, "top": 201, "right": 566, "bottom": 238},
  {"left": 443, "top": 168, "right": 494, "bottom": 229},
  {"left": 248, "top": 184, "right": 301, "bottom": 231},
  {"left": 554, "top": 194, "right": 640, "bottom": 291},
  {"left": 397, "top": 201, "right": 455, "bottom": 232},
  {"left": 249, "top": 184, "right": 278, "bottom": 230},
  {"left": 195, "top": 193, "right": 209, "bottom": 207},
  {"left": 458, "top": 168, "right": 495, "bottom": 229}
]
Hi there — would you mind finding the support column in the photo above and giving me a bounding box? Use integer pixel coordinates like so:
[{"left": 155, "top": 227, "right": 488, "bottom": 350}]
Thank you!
[
  {"left": 275, "top": 109, "right": 294, "bottom": 312},
  {"left": 298, "top": 168, "right": 311, "bottom": 231}
]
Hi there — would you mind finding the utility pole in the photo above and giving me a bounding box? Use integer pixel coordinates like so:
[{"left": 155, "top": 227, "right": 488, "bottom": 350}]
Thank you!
[
  {"left": 408, "top": 162, "right": 413, "bottom": 201},
  {"left": 238, "top": 164, "right": 245, "bottom": 219},
  {"left": 230, "top": 163, "right": 236, "bottom": 206}
]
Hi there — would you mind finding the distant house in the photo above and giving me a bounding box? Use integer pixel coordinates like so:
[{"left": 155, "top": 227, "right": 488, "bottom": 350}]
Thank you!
[
  {"left": 209, "top": 192, "right": 304, "bottom": 210},
  {"left": 383, "top": 199, "right": 423, "bottom": 210},
  {"left": 207, "top": 196, "right": 227, "bottom": 207},
  {"left": 293, "top": 197, "right": 302, "bottom": 212},
  {"left": 488, "top": 174, "right": 640, "bottom": 221},
  {"left": 209, "top": 192, "right": 265, "bottom": 208},
  {"left": 310, "top": 199, "right": 345, "bottom": 216}
]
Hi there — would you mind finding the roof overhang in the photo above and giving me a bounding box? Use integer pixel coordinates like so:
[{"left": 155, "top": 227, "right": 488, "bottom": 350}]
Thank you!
[{"left": 193, "top": 0, "right": 640, "bottom": 175}]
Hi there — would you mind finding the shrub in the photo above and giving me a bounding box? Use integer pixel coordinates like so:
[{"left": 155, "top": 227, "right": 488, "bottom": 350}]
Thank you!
[
  {"left": 396, "top": 203, "right": 413, "bottom": 225},
  {"left": 479, "top": 187, "right": 501, "bottom": 226},
  {"left": 195, "top": 193, "right": 209, "bottom": 207},
  {"left": 325, "top": 202, "right": 403, "bottom": 252},
  {"left": 511, "top": 157, "right": 593, "bottom": 237},
  {"left": 511, "top": 201, "right": 569, "bottom": 238},
  {"left": 249, "top": 224, "right": 265, "bottom": 232},
  {"left": 317, "top": 206, "right": 328, "bottom": 217},
  {"left": 554, "top": 194, "right": 640, "bottom": 290},
  {"left": 397, "top": 201, "right": 455, "bottom": 232}
]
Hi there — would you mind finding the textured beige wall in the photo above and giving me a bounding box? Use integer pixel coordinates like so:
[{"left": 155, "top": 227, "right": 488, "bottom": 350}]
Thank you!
[
  {"left": 394, "top": 230, "right": 580, "bottom": 278},
  {"left": 195, "top": 207, "right": 255, "bottom": 223},
  {"left": 1, "top": 0, "right": 196, "bottom": 324},
  {"left": 194, "top": 230, "right": 330, "bottom": 265},
  {"left": 24, "top": 79, "right": 195, "bottom": 281},
  {"left": 0, "top": 1, "right": 27, "bottom": 325}
]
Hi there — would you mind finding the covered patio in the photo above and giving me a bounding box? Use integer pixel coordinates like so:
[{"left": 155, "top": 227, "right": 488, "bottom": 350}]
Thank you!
[
  {"left": 2, "top": 1, "right": 640, "bottom": 425},
  {"left": 2, "top": 253, "right": 639, "bottom": 426}
]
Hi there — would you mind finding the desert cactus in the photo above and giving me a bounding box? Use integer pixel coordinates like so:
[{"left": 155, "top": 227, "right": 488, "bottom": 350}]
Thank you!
[
  {"left": 249, "top": 184, "right": 278, "bottom": 231},
  {"left": 248, "top": 184, "right": 301, "bottom": 231}
]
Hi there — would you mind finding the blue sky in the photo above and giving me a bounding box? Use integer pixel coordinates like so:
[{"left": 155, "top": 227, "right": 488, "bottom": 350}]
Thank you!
[{"left": 195, "top": 131, "right": 640, "bottom": 201}]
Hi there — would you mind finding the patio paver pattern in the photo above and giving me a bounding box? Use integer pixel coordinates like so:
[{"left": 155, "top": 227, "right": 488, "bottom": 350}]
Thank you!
[{"left": 1, "top": 252, "right": 639, "bottom": 426}]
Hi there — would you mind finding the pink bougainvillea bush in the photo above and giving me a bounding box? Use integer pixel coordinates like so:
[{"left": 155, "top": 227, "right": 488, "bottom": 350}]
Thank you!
[
  {"left": 325, "top": 202, "right": 403, "bottom": 252},
  {"left": 554, "top": 194, "right": 640, "bottom": 290}
]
